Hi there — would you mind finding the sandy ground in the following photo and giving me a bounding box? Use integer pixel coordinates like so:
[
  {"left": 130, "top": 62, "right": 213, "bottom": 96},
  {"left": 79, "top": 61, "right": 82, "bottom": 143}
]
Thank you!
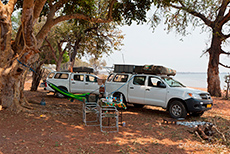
[{"left": 0, "top": 82, "right": 229, "bottom": 154}]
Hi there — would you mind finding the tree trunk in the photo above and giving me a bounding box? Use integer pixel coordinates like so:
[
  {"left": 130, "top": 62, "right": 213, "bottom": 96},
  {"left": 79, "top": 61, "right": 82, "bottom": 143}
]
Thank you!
[
  {"left": 0, "top": 1, "right": 39, "bottom": 112},
  {"left": 68, "top": 38, "right": 81, "bottom": 72},
  {"left": 0, "top": 68, "right": 31, "bottom": 112},
  {"left": 31, "top": 61, "right": 44, "bottom": 91},
  {"left": 207, "top": 34, "right": 222, "bottom": 97}
]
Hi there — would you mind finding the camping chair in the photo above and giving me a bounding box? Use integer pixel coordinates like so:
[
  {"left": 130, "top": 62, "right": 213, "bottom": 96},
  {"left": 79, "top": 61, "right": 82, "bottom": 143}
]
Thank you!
[
  {"left": 82, "top": 95, "right": 100, "bottom": 126},
  {"left": 99, "top": 99, "right": 119, "bottom": 133}
]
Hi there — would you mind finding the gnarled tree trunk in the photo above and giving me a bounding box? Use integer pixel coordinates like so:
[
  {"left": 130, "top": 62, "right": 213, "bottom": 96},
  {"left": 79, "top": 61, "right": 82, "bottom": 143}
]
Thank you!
[
  {"left": 0, "top": 0, "right": 39, "bottom": 112},
  {"left": 207, "top": 34, "right": 222, "bottom": 97}
]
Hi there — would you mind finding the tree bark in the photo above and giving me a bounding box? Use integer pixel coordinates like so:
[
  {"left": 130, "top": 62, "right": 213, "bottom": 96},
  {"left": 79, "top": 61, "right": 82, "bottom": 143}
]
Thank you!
[
  {"left": 68, "top": 37, "right": 82, "bottom": 72},
  {"left": 207, "top": 34, "right": 222, "bottom": 97},
  {"left": 0, "top": 1, "right": 38, "bottom": 112},
  {"left": 31, "top": 61, "right": 44, "bottom": 91}
]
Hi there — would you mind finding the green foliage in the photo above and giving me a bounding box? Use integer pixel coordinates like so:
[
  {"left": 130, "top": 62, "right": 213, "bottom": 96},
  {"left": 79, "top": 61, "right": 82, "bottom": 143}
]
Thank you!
[
  {"left": 151, "top": 0, "right": 223, "bottom": 35},
  {"left": 62, "top": 51, "right": 69, "bottom": 63},
  {"left": 11, "top": 11, "right": 21, "bottom": 39},
  {"left": 80, "top": 22, "right": 124, "bottom": 58},
  {"left": 62, "top": 0, "right": 96, "bottom": 16},
  {"left": 113, "top": 0, "right": 153, "bottom": 25}
]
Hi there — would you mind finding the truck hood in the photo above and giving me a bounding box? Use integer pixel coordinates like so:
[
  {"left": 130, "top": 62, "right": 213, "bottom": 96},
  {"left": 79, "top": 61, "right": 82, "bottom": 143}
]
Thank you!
[{"left": 173, "top": 87, "right": 208, "bottom": 94}]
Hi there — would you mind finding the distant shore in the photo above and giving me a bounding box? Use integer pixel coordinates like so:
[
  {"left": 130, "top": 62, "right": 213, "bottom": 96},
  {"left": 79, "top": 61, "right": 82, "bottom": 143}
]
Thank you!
[{"left": 188, "top": 87, "right": 207, "bottom": 92}]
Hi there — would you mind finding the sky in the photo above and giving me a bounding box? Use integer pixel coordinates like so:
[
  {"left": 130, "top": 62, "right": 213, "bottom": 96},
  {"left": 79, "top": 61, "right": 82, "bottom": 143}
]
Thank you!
[{"left": 102, "top": 23, "right": 230, "bottom": 73}]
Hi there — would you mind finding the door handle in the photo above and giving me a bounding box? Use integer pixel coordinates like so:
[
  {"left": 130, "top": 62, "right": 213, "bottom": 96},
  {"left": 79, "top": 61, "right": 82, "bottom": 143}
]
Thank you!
[
  {"left": 146, "top": 89, "right": 150, "bottom": 91},
  {"left": 130, "top": 87, "right": 134, "bottom": 89},
  {"left": 85, "top": 83, "right": 88, "bottom": 85},
  {"left": 72, "top": 82, "right": 75, "bottom": 84}
]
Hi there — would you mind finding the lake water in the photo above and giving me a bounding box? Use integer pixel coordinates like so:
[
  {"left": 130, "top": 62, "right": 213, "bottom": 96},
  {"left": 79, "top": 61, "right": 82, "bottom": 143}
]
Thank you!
[{"left": 173, "top": 72, "right": 228, "bottom": 89}]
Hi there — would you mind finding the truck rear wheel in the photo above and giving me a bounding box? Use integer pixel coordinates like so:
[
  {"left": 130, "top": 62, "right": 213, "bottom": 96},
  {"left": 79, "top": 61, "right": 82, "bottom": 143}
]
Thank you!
[{"left": 169, "top": 100, "right": 187, "bottom": 119}]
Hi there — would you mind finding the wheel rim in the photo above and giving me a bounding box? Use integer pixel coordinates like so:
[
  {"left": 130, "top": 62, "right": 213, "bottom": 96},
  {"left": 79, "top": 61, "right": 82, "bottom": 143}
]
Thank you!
[{"left": 171, "top": 104, "right": 182, "bottom": 116}]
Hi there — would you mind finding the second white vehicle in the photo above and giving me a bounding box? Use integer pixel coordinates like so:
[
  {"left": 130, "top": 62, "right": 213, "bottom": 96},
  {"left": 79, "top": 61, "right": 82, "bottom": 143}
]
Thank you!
[{"left": 45, "top": 71, "right": 100, "bottom": 97}]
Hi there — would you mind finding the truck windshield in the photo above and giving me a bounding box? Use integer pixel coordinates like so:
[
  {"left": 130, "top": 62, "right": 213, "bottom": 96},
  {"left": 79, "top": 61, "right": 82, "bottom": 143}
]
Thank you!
[{"left": 161, "top": 77, "right": 185, "bottom": 87}]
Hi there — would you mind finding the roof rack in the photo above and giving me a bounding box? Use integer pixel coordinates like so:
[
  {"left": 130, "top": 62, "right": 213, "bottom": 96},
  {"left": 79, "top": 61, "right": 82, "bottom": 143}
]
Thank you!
[
  {"left": 62, "top": 67, "right": 94, "bottom": 73},
  {"left": 113, "top": 64, "right": 176, "bottom": 76}
]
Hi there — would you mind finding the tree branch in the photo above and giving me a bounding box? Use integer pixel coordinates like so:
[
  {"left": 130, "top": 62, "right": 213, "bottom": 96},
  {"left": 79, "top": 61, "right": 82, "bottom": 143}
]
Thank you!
[
  {"left": 36, "top": 0, "right": 116, "bottom": 48},
  {"left": 53, "top": 13, "right": 113, "bottom": 26},
  {"left": 57, "top": 41, "right": 64, "bottom": 56},
  {"left": 170, "top": 4, "right": 212, "bottom": 27},
  {"left": 52, "top": 0, "right": 69, "bottom": 12},
  {"left": 6, "top": 0, "right": 17, "bottom": 14},
  {"left": 34, "top": 0, "right": 47, "bottom": 19},
  {"left": 45, "top": 37, "right": 58, "bottom": 62},
  {"left": 107, "top": 0, "right": 117, "bottom": 21},
  {"left": 219, "top": 10, "right": 230, "bottom": 26},
  {"left": 216, "top": 0, "right": 230, "bottom": 21},
  {"left": 217, "top": 0, "right": 230, "bottom": 26},
  {"left": 21, "top": 0, "right": 35, "bottom": 47},
  {"left": 221, "top": 50, "right": 230, "bottom": 55},
  {"left": 221, "top": 33, "right": 230, "bottom": 41},
  {"left": 219, "top": 62, "right": 230, "bottom": 68}
]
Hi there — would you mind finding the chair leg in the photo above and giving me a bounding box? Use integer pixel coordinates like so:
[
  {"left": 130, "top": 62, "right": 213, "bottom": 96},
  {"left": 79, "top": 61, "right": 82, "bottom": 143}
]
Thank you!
[{"left": 100, "top": 107, "right": 119, "bottom": 133}]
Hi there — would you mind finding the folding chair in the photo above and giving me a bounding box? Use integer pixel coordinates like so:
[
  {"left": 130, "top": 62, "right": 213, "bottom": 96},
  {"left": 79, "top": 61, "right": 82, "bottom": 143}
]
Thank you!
[
  {"left": 99, "top": 100, "right": 119, "bottom": 133},
  {"left": 82, "top": 98, "right": 100, "bottom": 126}
]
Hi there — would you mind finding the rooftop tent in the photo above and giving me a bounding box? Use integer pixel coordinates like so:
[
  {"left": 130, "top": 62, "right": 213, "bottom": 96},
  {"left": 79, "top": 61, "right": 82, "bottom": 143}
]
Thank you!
[
  {"left": 114, "top": 64, "right": 176, "bottom": 76},
  {"left": 73, "top": 67, "right": 94, "bottom": 73},
  {"left": 62, "top": 67, "right": 94, "bottom": 73}
]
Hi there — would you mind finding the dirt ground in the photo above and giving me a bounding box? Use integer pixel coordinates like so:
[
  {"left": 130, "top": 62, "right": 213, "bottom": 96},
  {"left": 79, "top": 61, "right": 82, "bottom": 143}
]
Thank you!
[{"left": 0, "top": 81, "right": 230, "bottom": 154}]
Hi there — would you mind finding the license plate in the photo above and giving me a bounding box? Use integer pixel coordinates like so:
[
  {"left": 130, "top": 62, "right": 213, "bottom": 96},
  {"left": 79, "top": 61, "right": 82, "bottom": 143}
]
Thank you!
[{"left": 207, "top": 104, "right": 212, "bottom": 108}]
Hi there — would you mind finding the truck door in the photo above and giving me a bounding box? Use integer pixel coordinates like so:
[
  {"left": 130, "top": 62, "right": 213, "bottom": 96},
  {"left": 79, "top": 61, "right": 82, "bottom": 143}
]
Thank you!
[
  {"left": 128, "top": 75, "right": 146, "bottom": 104},
  {"left": 70, "top": 74, "right": 85, "bottom": 93},
  {"left": 85, "top": 75, "right": 99, "bottom": 94},
  {"left": 144, "top": 76, "right": 167, "bottom": 107}
]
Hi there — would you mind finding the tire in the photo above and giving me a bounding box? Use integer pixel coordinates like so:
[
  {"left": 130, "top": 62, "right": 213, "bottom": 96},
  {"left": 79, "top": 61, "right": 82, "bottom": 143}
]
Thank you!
[
  {"left": 169, "top": 100, "right": 187, "bottom": 119},
  {"left": 190, "top": 111, "right": 204, "bottom": 117},
  {"left": 114, "top": 93, "right": 127, "bottom": 107},
  {"left": 133, "top": 104, "right": 145, "bottom": 108}
]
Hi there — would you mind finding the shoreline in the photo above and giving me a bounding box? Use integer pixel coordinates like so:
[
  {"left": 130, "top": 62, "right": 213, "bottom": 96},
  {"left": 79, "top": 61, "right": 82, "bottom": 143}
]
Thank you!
[{"left": 188, "top": 87, "right": 207, "bottom": 92}]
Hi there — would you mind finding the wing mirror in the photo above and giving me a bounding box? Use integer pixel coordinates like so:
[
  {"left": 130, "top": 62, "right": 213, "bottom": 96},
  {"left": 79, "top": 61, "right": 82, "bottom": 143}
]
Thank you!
[{"left": 157, "top": 81, "right": 166, "bottom": 88}]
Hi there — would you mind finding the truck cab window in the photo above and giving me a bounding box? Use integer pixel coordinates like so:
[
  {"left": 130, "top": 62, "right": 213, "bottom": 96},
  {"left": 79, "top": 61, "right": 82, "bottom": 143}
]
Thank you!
[
  {"left": 48, "top": 73, "right": 55, "bottom": 78},
  {"left": 74, "top": 75, "right": 84, "bottom": 81},
  {"left": 54, "top": 73, "right": 69, "bottom": 79},
  {"left": 107, "top": 74, "right": 115, "bottom": 82},
  {"left": 113, "top": 74, "right": 128, "bottom": 82},
  {"left": 148, "top": 77, "right": 163, "bottom": 87},
  {"left": 86, "top": 75, "right": 97, "bottom": 82},
  {"left": 133, "top": 76, "right": 146, "bottom": 85}
]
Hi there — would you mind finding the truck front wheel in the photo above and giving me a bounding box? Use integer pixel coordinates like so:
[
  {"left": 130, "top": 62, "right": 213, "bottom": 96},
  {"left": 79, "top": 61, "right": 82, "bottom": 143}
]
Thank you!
[{"left": 169, "top": 100, "right": 187, "bottom": 119}]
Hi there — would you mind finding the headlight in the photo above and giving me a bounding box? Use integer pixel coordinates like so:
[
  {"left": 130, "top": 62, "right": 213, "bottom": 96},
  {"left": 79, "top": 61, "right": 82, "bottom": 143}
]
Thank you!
[{"left": 188, "top": 93, "right": 202, "bottom": 99}]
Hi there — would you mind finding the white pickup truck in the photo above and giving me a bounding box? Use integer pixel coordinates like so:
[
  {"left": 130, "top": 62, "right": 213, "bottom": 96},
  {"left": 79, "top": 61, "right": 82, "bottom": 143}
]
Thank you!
[
  {"left": 105, "top": 72, "right": 213, "bottom": 119},
  {"left": 45, "top": 71, "right": 100, "bottom": 97}
]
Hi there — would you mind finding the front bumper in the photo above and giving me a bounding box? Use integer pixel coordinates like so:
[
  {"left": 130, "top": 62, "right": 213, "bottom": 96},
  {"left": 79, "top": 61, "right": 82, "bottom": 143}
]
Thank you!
[{"left": 184, "top": 98, "right": 213, "bottom": 112}]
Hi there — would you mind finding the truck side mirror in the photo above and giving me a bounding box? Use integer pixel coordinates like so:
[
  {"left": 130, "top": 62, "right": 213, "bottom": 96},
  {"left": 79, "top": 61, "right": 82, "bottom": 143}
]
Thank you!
[{"left": 157, "top": 81, "right": 166, "bottom": 88}]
